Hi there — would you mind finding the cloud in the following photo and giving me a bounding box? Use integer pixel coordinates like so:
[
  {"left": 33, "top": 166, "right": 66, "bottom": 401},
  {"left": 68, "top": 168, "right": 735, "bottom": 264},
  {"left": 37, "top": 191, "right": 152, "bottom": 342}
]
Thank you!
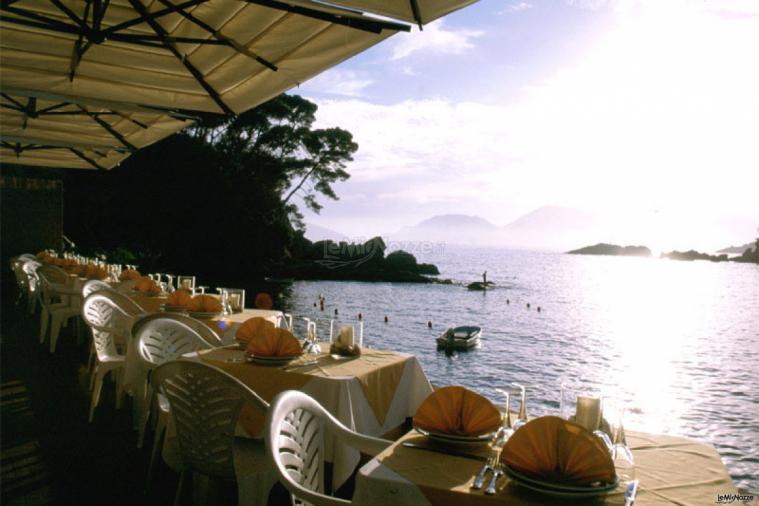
[
  {"left": 389, "top": 20, "right": 483, "bottom": 61},
  {"left": 304, "top": 3, "right": 759, "bottom": 246},
  {"left": 500, "top": 2, "right": 533, "bottom": 14},
  {"left": 565, "top": 0, "right": 609, "bottom": 9},
  {"left": 299, "top": 69, "right": 373, "bottom": 97}
]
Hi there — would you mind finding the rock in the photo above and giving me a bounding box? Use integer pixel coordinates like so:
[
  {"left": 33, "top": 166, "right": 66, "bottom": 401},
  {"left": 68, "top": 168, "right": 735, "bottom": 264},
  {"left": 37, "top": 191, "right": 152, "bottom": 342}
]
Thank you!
[
  {"left": 567, "top": 243, "right": 652, "bottom": 257},
  {"left": 467, "top": 281, "right": 495, "bottom": 291}
]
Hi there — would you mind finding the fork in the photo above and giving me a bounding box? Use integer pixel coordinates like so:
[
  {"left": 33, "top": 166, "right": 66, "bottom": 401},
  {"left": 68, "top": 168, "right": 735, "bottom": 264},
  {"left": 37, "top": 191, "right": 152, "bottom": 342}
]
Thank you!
[
  {"left": 471, "top": 453, "right": 497, "bottom": 490},
  {"left": 484, "top": 463, "right": 504, "bottom": 495}
]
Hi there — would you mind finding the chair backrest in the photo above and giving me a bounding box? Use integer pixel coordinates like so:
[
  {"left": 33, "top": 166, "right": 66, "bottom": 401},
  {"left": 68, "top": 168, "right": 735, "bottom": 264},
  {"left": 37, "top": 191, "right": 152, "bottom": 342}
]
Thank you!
[
  {"left": 21, "top": 260, "right": 42, "bottom": 296},
  {"left": 265, "top": 391, "right": 392, "bottom": 506},
  {"left": 132, "top": 313, "right": 218, "bottom": 369},
  {"left": 82, "top": 291, "right": 145, "bottom": 360},
  {"left": 151, "top": 361, "right": 269, "bottom": 479},
  {"left": 10, "top": 257, "right": 28, "bottom": 290},
  {"left": 82, "top": 279, "right": 113, "bottom": 298},
  {"left": 37, "top": 264, "right": 71, "bottom": 304}
]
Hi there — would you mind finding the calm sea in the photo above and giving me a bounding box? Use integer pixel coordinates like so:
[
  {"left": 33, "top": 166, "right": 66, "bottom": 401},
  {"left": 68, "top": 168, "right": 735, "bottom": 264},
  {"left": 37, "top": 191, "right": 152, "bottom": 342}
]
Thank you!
[{"left": 276, "top": 247, "right": 759, "bottom": 490}]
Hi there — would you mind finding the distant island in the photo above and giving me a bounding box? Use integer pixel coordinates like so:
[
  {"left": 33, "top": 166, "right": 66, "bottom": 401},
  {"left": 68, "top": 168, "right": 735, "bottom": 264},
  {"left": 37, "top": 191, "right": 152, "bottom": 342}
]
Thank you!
[
  {"left": 660, "top": 250, "right": 728, "bottom": 262},
  {"left": 567, "top": 243, "right": 652, "bottom": 257},
  {"left": 280, "top": 235, "right": 442, "bottom": 283},
  {"left": 662, "top": 239, "right": 759, "bottom": 264},
  {"left": 717, "top": 242, "right": 755, "bottom": 255}
]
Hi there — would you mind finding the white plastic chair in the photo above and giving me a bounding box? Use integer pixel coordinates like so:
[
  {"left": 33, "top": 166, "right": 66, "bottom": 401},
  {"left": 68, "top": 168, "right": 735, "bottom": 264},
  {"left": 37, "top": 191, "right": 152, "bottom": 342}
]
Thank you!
[
  {"left": 82, "top": 279, "right": 113, "bottom": 298},
  {"left": 37, "top": 264, "right": 81, "bottom": 352},
  {"left": 10, "top": 257, "right": 30, "bottom": 308},
  {"left": 132, "top": 313, "right": 219, "bottom": 466},
  {"left": 81, "top": 291, "right": 144, "bottom": 422},
  {"left": 81, "top": 280, "right": 116, "bottom": 371},
  {"left": 151, "top": 361, "right": 278, "bottom": 506},
  {"left": 20, "top": 259, "right": 42, "bottom": 315},
  {"left": 265, "top": 390, "right": 392, "bottom": 506}
]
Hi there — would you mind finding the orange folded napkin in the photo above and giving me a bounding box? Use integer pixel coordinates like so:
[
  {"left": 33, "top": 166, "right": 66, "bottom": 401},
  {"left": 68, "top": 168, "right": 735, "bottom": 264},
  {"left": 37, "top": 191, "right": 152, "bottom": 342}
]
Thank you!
[
  {"left": 166, "top": 289, "right": 192, "bottom": 307},
  {"left": 246, "top": 326, "right": 302, "bottom": 358},
  {"left": 61, "top": 259, "right": 79, "bottom": 269},
  {"left": 235, "top": 317, "right": 276, "bottom": 344},
  {"left": 413, "top": 386, "right": 502, "bottom": 437},
  {"left": 134, "top": 276, "right": 161, "bottom": 295},
  {"left": 254, "top": 292, "right": 274, "bottom": 310},
  {"left": 187, "top": 294, "right": 222, "bottom": 312},
  {"left": 500, "top": 416, "right": 616, "bottom": 486},
  {"left": 119, "top": 268, "right": 141, "bottom": 281},
  {"left": 86, "top": 265, "right": 109, "bottom": 280}
]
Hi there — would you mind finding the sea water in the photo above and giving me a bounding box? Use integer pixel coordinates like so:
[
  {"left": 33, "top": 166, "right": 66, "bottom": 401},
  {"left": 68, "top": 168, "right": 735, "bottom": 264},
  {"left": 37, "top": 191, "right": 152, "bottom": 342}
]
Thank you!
[{"left": 277, "top": 247, "right": 759, "bottom": 490}]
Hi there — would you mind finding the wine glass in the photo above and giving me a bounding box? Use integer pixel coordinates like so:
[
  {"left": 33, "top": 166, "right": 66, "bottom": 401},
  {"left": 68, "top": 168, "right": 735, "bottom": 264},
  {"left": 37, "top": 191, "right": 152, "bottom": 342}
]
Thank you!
[
  {"left": 219, "top": 289, "right": 232, "bottom": 316},
  {"left": 511, "top": 383, "right": 528, "bottom": 430},
  {"left": 493, "top": 388, "right": 514, "bottom": 447},
  {"left": 301, "top": 318, "right": 321, "bottom": 364}
]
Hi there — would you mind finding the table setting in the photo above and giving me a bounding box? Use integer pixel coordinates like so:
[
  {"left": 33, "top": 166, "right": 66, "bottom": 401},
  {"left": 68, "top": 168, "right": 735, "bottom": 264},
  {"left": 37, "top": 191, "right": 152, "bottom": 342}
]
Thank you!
[
  {"left": 353, "top": 384, "right": 738, "bottom": 505},
  {"left": 178, "top": 315, "right": 433, "bottom": 488}
]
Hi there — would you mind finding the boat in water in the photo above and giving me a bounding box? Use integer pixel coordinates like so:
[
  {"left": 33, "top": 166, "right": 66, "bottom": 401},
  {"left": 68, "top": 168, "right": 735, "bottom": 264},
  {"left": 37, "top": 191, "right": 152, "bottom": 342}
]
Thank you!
[{"left": 436, "top": 326, "right": 481, "bottom": 350}]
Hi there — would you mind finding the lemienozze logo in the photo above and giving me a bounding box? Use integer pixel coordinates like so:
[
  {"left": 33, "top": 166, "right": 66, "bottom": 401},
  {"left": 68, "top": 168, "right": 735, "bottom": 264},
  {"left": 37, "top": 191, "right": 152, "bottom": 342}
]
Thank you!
[{"left": 716, "top": 493, "right": 755, "bottom": 504}]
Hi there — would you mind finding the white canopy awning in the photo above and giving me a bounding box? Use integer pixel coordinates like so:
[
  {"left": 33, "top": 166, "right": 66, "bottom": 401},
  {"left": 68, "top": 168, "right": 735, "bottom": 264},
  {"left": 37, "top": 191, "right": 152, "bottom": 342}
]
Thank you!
[
  {"left": 0, "top": 94, "right": 191, "bottom": 169},
  {"left": 0, "top": 0, "right": 477, "bottom": 169}
]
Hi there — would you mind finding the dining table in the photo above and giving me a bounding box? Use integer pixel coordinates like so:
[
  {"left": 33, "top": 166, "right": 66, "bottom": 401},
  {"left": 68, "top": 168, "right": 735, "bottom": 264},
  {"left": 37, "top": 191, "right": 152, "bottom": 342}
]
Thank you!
[
  {"left": 352, "top": 428, "right": 739, "bottom": 505},
  {"left": 181, "top": 344, "right": 434, "bottom": 489}
]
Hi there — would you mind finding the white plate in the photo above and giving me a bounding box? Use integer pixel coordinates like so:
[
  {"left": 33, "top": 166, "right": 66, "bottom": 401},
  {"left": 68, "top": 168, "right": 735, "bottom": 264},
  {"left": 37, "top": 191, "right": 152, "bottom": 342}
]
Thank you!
[
  {"left": 504, "top": 466, "right": 619, "bottom": 497},
  {"left": 248, "top": 355, "right": 300, "bottom": 366},
  {"left": 414, "top": 426, "right": 495, "bottom": 445},
  {"left": 188, "top": 311, "right": 221, "bottom": 320}
]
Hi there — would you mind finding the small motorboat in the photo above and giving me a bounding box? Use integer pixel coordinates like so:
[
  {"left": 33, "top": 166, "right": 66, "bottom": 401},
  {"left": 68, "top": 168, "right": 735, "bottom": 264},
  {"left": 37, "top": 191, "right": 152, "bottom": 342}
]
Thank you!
[{"left": 436, "top": 326, "right": 481, "bottom": 350}]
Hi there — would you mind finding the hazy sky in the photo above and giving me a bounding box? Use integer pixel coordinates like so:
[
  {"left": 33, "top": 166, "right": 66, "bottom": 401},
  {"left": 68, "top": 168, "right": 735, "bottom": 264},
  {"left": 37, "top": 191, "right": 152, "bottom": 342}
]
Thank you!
[{"left": 295, "top": 0, "right": 759, "bottom": 248}]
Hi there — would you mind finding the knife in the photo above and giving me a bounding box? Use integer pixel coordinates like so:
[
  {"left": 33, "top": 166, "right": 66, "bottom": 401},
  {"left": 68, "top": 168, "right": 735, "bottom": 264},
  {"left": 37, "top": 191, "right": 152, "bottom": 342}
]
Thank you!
[
  {"left": 624, "top": 479, "right": 639, "bottom": 506},
  {"left": 401, "top": 442, "right": 489, "bottom": 463}
]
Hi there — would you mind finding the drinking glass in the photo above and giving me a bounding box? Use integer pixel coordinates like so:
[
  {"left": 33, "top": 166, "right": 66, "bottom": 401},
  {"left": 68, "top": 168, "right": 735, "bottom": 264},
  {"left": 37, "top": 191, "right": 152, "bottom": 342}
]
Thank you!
[
  {"left": 511, "top": 383, "right": 529, "bottom": 430},
  {"left": 301, "top": 318, "right": 320, "bottom": 353},
  {"left": 164, "top": 274, "right": 175, "bottom": 293},
  {"left": 560, "top": 382, "right": 602, "bottom": 430},
  {"left": 493, "top": 388, "right": 514, "bottom": 447},
  {"left": 178, "top": 276, "right": 195, "bottom": 292},
  {"left": 219, "top": 289, "right": 232, "bottom": 316}
]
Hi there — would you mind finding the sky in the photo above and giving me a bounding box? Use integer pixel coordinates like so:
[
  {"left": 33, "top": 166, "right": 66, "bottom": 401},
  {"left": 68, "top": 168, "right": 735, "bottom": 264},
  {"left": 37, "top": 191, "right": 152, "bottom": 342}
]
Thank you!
[{"left": 293, "top": 0, "right": 759, "bottom": 250}]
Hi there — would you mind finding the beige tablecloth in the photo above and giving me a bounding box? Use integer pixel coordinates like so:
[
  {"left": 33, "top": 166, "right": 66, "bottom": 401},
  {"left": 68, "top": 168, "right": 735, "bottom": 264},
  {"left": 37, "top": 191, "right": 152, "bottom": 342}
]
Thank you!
[
  {"left": 353, "top": 430, "right": 738, "bottom": 505},
  {"left": 190, "top": 345, "right": 433, "bottom": 489}
]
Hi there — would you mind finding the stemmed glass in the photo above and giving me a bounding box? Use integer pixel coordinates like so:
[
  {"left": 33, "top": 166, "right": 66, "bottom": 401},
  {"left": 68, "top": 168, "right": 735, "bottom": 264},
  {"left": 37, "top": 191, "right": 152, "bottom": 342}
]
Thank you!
[
  {"left": 511, "top": 383, "right": 529, "bottom": 430},
  {"left": 219, "top": 289, "right": 232, "bottom": 316},
  {"left": 493, "top": 388, "right": 514, "bottom": 447},
  {"left": 300, "top": 317, "right": 321, "bottom": 365}
]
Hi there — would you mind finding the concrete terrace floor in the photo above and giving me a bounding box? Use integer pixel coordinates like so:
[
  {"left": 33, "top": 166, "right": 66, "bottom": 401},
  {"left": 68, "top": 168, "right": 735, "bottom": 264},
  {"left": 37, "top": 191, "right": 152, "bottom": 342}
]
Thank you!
[{"left": 0, "top": 286, "right": 297, "bottom": 505}]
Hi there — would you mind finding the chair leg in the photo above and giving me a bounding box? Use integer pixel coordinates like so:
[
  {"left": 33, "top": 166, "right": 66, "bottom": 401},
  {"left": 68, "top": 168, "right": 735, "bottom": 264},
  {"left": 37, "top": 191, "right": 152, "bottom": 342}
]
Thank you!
[
  {"left": 39, "top": 307, "right": 49, "bottom": 343},
  {"left": 89, "top": 369, "right": 105, "bottom": 423},
  {"left": 88, "top": 342, "right": 96, "bottom": 373},
  {"left": 192, "top": 473, "right": 210, "bottom": 506},
  {"left": 50, "top": 314, "right": 62, "bottom": 353},
  {"left": 89, "top": 364, "right": 97, "bottom": 391},
  {"left": 145, "top": 415, "right": 167, "bottom": 492},
  {"left": 174, "top": 471, "right": 186, "bottom": 506},
  {"left": 114, "top": 370, "right": 124, "bottom": 410}
]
